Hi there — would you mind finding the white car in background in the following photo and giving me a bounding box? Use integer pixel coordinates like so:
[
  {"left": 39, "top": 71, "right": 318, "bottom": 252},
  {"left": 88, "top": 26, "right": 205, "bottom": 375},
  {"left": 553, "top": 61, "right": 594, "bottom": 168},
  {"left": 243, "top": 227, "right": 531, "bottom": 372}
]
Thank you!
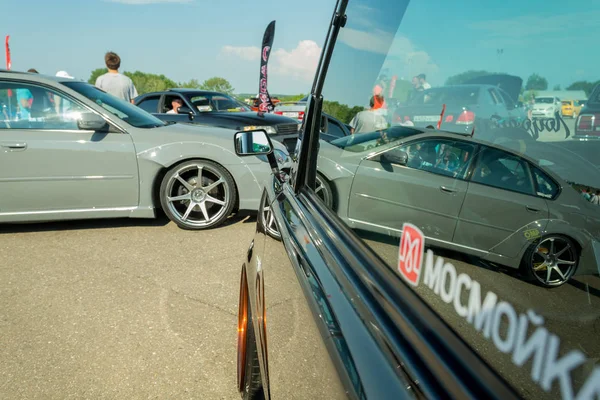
[
  {"left": 532, "top": 96, "right": 562, "bottom": 118},
  {"left": 274, "top": 95, "right": 308, "bottom": 122}
]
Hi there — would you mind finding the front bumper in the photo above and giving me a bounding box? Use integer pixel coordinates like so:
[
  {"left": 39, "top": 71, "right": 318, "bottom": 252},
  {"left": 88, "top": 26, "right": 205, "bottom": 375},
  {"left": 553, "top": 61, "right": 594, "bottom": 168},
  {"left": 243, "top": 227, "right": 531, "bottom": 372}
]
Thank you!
[{"left": 532, "top": 109, "right": 556, "bottom": 118}]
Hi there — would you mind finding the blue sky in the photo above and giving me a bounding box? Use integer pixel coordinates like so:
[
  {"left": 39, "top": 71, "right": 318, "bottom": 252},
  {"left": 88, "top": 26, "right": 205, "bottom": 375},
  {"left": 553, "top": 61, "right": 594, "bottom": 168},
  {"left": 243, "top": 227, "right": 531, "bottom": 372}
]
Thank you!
[
  {"left": 3, "top": 0, "right": 599, "bottom": 101},
  {"left": 1, "top": 0, "right": 335, "bottom": 94}
]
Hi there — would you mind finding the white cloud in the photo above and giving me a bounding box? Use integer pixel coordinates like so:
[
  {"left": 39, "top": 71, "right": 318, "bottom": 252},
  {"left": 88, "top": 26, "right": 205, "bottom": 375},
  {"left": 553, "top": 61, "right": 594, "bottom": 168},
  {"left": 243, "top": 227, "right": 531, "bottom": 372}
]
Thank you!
[
  {"left": 219, "top": 40, "right": 321, "bottom": 82},
  {"left": 220, "top": 45, "right": 261, "bottom": 61},
  {"left": 105, "top": 0, "right": 192, "bottom": 4},
  {"left": 338, "top": 28, "right": 395, "bottom": 54}
]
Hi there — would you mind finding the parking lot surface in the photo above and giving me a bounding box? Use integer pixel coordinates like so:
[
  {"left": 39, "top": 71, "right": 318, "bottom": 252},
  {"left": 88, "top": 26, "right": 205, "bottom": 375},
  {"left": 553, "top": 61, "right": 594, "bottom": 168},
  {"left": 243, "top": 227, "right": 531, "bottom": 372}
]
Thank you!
[{"left": 0, "top": 216, "right": 256, "bottom": 400}]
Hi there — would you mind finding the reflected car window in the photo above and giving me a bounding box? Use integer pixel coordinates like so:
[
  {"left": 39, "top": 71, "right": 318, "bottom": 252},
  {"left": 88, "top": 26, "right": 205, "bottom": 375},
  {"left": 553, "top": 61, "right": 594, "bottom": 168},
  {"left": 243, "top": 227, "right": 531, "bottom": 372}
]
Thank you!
[{"left": 312, "top": 0, "right": 600, "bottom": 398}]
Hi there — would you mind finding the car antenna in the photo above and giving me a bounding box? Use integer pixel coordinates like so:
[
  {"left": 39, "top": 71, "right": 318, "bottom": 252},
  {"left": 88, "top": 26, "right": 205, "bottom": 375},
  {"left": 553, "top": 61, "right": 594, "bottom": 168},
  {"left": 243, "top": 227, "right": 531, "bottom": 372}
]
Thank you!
[{"left": 437, "top": 103, "right": 446, "bottom": 130}]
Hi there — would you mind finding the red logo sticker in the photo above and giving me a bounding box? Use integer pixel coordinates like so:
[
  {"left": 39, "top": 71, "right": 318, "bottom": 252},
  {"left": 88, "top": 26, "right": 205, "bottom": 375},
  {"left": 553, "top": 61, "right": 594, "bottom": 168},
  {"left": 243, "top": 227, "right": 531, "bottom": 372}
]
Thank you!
[{"left": 398, "top": 223, "right": 425, "bottom": 286}]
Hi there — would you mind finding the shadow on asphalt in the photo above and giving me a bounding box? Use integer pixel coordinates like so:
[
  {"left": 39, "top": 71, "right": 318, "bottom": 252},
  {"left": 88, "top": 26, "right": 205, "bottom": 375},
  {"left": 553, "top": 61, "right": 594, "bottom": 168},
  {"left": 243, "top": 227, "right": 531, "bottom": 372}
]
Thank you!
[{"left": 0, "top": 212, "right": 258, "bottom": 234}]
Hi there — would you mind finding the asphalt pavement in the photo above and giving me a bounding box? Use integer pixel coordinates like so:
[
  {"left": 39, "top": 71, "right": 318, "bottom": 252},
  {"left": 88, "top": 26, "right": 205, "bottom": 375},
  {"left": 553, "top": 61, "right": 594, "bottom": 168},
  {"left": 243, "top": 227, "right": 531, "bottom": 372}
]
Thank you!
[{"left": 0, "top": 215, "right": 256, "bottom": 400}]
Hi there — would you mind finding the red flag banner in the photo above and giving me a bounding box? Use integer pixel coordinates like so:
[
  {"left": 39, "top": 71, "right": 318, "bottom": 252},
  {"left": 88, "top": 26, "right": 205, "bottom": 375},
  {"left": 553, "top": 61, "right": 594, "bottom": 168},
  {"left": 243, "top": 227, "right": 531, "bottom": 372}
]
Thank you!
[
  {"left": 258, "top": 21, "right": 276, "bottom": 113},
  {"left": 5, "top": 35, "right": 11, "bottom": 70}
]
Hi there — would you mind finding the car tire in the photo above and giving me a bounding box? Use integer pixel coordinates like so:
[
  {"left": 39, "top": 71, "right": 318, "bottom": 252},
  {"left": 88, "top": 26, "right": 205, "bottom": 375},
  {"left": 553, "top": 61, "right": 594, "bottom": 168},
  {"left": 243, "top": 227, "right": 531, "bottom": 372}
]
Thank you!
[
  {"left": 258, "top": 191, "right": 281, "bottom": 241},
  {"left": 521, "top": 235, "right": 579, "bottom": 288},
  {"left": 315, "top": 173, "right": 335, "bottom": 210},
  {"left": 159, "top": 159, "right": 237, "bottom": 230},
  {"left": 237, "top": 270, "right": 265, "bottom": 400}
]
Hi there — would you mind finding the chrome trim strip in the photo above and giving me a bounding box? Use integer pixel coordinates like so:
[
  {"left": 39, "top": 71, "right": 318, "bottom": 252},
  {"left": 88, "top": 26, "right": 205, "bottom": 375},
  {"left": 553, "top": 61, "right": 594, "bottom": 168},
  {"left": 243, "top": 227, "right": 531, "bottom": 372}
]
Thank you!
[
  {"left": 0, "top": 175, "right": 134, "bottom": 183},
  {"left": 0, "top": 206, "right": 136, "bottom": 217}
]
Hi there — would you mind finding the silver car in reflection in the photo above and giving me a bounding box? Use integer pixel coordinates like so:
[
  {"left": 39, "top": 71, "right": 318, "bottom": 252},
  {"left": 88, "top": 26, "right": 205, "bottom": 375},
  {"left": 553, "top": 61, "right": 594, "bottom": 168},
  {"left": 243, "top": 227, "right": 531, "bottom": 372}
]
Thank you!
[
  {"left": 0, "top": 71, "right": 290, "bottom": 230},
  {"left": 315, "top": 126, "right": 600, "bottom": 287}
]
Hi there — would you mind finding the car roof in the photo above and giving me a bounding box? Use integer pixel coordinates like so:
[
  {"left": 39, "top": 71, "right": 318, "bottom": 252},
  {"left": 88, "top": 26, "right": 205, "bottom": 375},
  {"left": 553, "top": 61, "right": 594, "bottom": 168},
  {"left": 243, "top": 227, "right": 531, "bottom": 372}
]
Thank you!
[{"left": 0, "top": 69, "right": 84, "bottom": 85}]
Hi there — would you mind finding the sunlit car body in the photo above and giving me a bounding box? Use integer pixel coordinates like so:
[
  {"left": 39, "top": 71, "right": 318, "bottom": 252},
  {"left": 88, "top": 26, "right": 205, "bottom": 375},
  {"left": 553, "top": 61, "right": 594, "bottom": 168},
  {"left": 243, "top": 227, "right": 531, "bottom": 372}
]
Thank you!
[
  {"left": 314, "top": 127, "right": 600, "bottom": 287},
  {"left": 561, "top": 100, "right": 576, "bottom": 118},
  {"left": 134, "top": 89, "right": 300, "bottom": 154},
  {"left": 532, "top": 96, "right": 561, "bottom": 118},
  {"left": 575, "top": 84, "right": 600, "bottom": 139},
  {"left": 0, "top": 71, "right": 290, "bottom": 230}
]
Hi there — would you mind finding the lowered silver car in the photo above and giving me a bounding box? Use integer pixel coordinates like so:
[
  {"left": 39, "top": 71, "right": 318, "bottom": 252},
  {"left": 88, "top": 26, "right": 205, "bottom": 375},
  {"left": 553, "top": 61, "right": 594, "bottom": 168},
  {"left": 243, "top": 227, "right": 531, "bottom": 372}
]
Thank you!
[
  {"left": 0, "top": 71, "right": 290, "bottom": 229},
  {"left": 314, "top": 126, "right": 600, "bottom": 287}
]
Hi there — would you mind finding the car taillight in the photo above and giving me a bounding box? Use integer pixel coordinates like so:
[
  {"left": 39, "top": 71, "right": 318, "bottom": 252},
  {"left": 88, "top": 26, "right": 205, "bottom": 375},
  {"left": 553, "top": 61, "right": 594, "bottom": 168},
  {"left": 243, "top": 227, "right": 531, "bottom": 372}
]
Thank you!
[
  {"left": 274, "top": 111, "right": 283, "bottom": 116},
  {"left": 298, "top": 111, "right": 305, "bottom": 121},
  {"left": 456, "top": 111, "right": 475, "bottom": 124},
  {"left": 445, "top": 115, "right": 454, "bottom": 123},
  {"left": 576, "top": 114, "right": 600, "bottom": 133}
]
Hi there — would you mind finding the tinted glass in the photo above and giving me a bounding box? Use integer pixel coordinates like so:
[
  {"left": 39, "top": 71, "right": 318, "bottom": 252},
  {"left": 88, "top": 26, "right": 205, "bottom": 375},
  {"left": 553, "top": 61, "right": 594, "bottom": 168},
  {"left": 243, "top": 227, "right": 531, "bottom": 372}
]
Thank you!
[
  {"left": 0, "top": 81, "right": 85, "bottom": 130},
  {"left": 326, "top": 118, "right": 347, "bottom": 138},
  {"left": 137, "top": 96, "right": 160, "bottom": 113},
  {"left": 312, "top": 0, "right": 600, "bottom": 398},
  {"left": 63, "top": 82, "right": 165, "bottom": 128}
]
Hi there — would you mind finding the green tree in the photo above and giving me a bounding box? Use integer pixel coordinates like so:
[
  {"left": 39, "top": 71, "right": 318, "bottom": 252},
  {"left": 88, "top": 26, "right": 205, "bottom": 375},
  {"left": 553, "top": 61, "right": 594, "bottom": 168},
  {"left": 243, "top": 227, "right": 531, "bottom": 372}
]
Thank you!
[
  {"left": 200, "top": 77, "right": 234, "bottom": 94},
  {"left": 445, "top": 70, "right": 495, "bottom": 86},
  {"left": 566, "top": 80, "right": 600, "bottom": 97},
  {"left": 179, "top": 79, "right": 202, "bottom": 89},
  {"left": 279, "top": 94, "right": 307, "bottom": 102},
  {"left": 88, "top": 68, "right": 108, "bottom": 84},
  {"left": 322, "top": 101, "right": 364, "bottom": 124},
  {"left": 88, "top": 68, "right": 178, "bottom": 95},
  {"left": 553, "top": 84, "right": 561, "bottom": 91},
  {"left": 525, "top": 73, "right": 548, "bottom": 91}
]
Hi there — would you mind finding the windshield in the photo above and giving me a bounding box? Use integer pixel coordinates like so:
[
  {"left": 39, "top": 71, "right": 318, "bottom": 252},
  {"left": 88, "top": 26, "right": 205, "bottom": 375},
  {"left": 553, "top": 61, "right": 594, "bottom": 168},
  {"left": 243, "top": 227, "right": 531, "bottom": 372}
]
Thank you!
[
  {"left": 186, "top": 93, "right": 251, "bottom": 112},
  {"left": 63, "top": 82, "right": 166, "bottom": 128},
  {"left": 314, "top": 0, "right": 600, "bottom": 398},
  {"left": 535, "top": 97, "right": 554, "bottom": 104}
]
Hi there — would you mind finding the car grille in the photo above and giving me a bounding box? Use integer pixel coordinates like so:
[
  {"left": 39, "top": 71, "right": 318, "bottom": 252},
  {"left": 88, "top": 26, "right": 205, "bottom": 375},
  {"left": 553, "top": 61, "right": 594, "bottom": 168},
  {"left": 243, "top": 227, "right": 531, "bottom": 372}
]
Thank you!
[{"left": 276, "top": 123, "right": 298, "bottom": 135}]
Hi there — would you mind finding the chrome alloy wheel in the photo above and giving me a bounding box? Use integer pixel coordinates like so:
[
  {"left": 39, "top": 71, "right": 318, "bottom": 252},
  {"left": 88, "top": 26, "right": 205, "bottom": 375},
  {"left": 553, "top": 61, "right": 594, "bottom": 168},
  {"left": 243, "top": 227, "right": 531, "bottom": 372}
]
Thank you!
[
  {"left": 164, "top": 163, "right": 231, "bottom": 228},
  {"left": 529, "top": 236, "right": 578, "bottom": 287}
]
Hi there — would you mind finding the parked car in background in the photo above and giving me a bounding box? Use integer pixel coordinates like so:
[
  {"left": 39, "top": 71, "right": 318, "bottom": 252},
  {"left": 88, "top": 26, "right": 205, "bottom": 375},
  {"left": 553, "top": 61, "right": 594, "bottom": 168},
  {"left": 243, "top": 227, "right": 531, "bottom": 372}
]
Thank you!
[
  {"left": 532, "top": 96, "right": 562, "bottom": 118},
  {"left": 392, "top": 75, "right": 526, "bottom": 139},
  {"left": 575, "top": 84, "right": 599, "bottom": 138},
  {"left": 134, "top": 89, "right": 300, "bottom": 154},
  {"left": 247, "top": 96, "right": 281, "bottom": 111},
  {"left": 561, "top": 100, "right": 577, "bottom": 118},
  {"left": 273, "top": 95, "right": 308, "bottom": 122},
  {"left": 0, "top": 71, "right": 290, "bottom": 230}
]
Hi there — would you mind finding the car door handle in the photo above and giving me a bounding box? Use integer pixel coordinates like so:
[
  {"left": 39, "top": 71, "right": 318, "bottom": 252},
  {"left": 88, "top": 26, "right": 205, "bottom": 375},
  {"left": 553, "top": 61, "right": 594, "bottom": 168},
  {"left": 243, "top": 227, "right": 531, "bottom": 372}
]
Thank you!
[
  {"left": 440, "top": 186, "right": 457, "bottom": 194},
  {"left": 1, "top": 142, "right": 27, "bottom": 151},
  {"left": 526, "top": 205, "right": 541, "bottom": 213}
]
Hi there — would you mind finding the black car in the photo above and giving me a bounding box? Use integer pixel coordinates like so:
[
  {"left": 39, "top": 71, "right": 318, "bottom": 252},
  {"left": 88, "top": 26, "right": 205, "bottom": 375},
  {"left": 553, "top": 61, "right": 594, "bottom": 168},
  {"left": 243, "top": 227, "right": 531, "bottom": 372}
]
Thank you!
[
  {"left": 233, "top": 0, "right": 598, "bottom": 399},
  {"left": 133, "top": 89, "right": 300, "bottom": 153},
  {"left": 575, "top": 83, "right": 600, "bottom": 139}
]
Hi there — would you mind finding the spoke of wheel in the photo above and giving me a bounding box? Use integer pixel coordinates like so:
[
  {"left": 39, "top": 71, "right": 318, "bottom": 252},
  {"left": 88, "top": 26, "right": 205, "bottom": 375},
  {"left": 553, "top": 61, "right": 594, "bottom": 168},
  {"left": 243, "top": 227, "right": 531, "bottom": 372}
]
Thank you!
[
  {"left": 168, "top": 193, "right": 191, "bottom": 202},
  {"left": 182, "top": 201, "right": 196, "bottom": 221},
  {"left": 549, "top": 239, "right": 555, "bottom": 255},
  {"left": 555, "top": 244, "right": 571, "bottom": 258},
  {"left": 268, "top": 210, "right": 275, "bottom": 229},
  {"left": 535, "top": 250, "right": 547, "bottom": 259},
  {"left": 176, "top": 175, "right": 193, "bottom": 191},
  {"left": 205, "top": 195, "right": 225, "bottom": 206},
  {"left": 204, "top": 178, "right": 225, "bottom": 192},
  {"left": 557, "top": 259, "right": 576, "bottom": 265},
  {"left": 196, "top": 165, "right": 204, "bottom": 185},
  {"left": 315, "top": 184, "right": 323, "bottom": 194},
  {"left": 199, "top": 202, "right": 210, "bottom": 221},
  {"left": 555, "top": 267, "right": 566, "bottom": 280},
  {"left": 533, "top": 262, "right": 548, "bottom": 271},
  {"left": 546, "top": 265, "right": 552, "bottom": 283}
]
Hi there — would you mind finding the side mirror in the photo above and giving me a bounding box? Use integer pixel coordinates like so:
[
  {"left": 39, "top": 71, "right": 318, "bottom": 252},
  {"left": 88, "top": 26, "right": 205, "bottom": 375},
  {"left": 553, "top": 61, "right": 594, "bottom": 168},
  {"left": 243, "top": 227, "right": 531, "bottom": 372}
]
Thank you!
[
  {"left": 77, "top": 112, "right": 107, "bottom": 131},
  {"left": 381, "top": 150, "right": 408, "bottom": 166},
  {"left": 234, "top": 130, "right": 273, "bottom": 156},
  {"left": 177, "top": 105, "right": 194, "bottom": 120}
]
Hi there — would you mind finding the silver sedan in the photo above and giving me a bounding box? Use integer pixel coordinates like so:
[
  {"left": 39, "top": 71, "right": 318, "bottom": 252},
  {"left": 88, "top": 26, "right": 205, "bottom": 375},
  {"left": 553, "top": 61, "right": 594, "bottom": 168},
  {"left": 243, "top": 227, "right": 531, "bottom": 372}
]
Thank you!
[{"left": 0, "top": 71, "right": 290, "bottom": 229}]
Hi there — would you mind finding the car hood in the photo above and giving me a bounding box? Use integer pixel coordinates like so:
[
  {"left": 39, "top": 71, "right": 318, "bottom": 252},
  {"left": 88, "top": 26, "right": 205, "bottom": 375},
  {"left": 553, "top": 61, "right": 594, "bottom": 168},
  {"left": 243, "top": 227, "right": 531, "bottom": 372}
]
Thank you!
[
  {"left": 207, "top": 111, "right": 298, "bottom": 128},
  {"left": 463, "top": 74, "right": 523, "bottom": 103}
]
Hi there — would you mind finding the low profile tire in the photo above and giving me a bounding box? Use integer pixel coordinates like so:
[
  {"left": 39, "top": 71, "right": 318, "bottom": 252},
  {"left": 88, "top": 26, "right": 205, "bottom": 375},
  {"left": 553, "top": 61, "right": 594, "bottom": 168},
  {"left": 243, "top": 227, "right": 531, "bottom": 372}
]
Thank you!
[
  {"left": 159, "top": 160, "right": 236, "bottom": 230},
  {"left": 521, "top": 235, "right": 579, "bottom": 288},
  {"left": 258, "top": 191, "right": 281, "bottom": 241},
  {"left": 237, "top": 271, "right": 264, "bottom": 400},
  {"left": 315, "top": 173, "right": 334, "bottom": 209}
]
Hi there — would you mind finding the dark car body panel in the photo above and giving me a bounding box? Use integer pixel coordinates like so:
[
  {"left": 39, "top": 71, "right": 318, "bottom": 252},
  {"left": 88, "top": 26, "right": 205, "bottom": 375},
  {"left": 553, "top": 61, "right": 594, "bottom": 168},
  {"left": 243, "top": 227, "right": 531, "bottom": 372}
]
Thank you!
[
  {"left": 575, "top": 83, "right": 600, "bottom": 139},
  {"left": 462, "top": 73, "right": 523, "bottom": 103},
  {"left": 134, "top": 89, "right": 300, "bottom": 153}
]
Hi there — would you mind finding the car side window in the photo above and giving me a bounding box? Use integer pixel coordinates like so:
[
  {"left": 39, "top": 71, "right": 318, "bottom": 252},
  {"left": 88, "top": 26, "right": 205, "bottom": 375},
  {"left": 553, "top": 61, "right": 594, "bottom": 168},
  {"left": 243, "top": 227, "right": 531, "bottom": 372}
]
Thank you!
[
  {"left": 498, "top": 89, "right": 515, "bottom": 109},
  {"left": 326, "top": 119, "right": 347, "bottom": 138},
  {"left": 531, "top": 166, "right": 559, "bottom": 199},
  {"left": 162, "top": 94, "right": 185, "bottom": 113},
  {"left": 137, "top": 96, "right": 160, "bottom": 113},
  {"left": 471, "top": 147, "right": 534, "bottom": 195},
  {"left": 0, "top": 81, "right": 85, "bottom": 130},
  {"left": 393, "top": 139, "right": 476, "bottom": 179},
  {"left": 189, "top": 96, "right": 212, "bottom": 112}
]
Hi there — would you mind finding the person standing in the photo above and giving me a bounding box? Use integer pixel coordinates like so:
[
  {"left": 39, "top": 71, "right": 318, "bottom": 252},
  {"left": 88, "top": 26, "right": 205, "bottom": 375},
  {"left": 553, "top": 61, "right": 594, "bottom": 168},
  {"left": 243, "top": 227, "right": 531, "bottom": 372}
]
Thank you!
[
  {"left": 418, "top": 73, "right": 431, "bottom": 90},
  {"left": 95, "top": 51, "right": 138, "bottom": 103},
  {"left": 349, "top": 96, "right": 388, "bottom": 134}
]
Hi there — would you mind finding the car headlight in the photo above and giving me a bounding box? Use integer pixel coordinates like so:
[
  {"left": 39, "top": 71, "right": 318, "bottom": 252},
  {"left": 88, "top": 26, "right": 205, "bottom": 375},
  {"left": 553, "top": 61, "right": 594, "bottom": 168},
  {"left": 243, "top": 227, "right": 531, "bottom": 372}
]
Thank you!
[{"left": 243, "top": 125, "right": 277, "bottom": 134}]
